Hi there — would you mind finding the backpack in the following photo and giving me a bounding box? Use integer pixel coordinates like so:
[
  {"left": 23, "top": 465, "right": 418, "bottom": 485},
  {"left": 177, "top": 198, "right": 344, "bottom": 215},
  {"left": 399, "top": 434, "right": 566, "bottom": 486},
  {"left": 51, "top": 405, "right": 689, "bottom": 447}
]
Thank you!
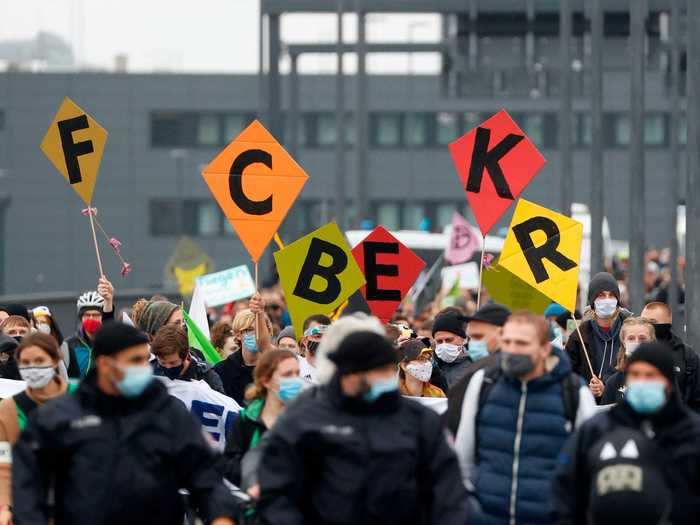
[{"left": 477, "top": 365, "right": 581, "bottom": 432}]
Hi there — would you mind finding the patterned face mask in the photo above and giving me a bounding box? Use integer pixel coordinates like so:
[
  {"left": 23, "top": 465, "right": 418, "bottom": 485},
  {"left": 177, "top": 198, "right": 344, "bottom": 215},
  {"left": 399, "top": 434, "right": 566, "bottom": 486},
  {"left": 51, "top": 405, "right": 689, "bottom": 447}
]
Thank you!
[{"left": 404, "top": 360, "right": 433, "bottom": 383}]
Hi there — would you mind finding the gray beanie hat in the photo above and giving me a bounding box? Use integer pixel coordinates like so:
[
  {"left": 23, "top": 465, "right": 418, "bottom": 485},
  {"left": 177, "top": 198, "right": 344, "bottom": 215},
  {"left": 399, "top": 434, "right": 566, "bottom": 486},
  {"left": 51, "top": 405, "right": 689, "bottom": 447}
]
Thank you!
[{"left": 275, "top": 325, "right": 296, "bottom": 345}]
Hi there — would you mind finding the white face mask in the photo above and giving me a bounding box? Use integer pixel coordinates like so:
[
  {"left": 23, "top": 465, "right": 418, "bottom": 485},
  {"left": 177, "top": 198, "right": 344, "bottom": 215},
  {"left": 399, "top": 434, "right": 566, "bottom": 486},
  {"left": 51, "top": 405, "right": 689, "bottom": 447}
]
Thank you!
[
  {"left": 594, "top": 298, "right": 618, "bottom": 319},
  {"left": 404, "top": 360, "right": 433, "bottom": 383},
  {"left": 36, "top": 323, "right": 51, "bottom": 335},
  {"left": 435, "top": 343, "right": 463, "bottom": 363},
  {"left": 19, "top": 366, "right": 55, "bottom": 389},
  {"left": 624, "top": 341, "right": 640, "bottom": 357}
]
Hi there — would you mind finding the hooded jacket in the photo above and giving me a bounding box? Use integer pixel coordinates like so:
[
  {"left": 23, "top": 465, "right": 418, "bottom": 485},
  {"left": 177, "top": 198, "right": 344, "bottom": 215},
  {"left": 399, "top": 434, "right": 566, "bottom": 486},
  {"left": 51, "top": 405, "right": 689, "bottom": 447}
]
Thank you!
[
  {"left": 565, "top": 308, "right": 631, "bottom": 384},
  {"left": 0, "top": 335, "right": 20, "bottom": 380},
  {"left": 663, "top": 333, "right": 700, "bottom": 411},
  {"left": 65, "top": 309, "right": 115, "bottom": 379},
  {"left": 455, "top": 347, "right": 597, "bottom": 525},
  {"left": 435, "top": 353, "right": 474, "bottom": 390},
  {"left": 553, "top": 389, "right": 700, "bottom": 524},
  {"left": 256, "top": 375, "right": 470, "bottom": 525},
  {"left": 12, "top": 370, "right": 236, "bottom": 525}
]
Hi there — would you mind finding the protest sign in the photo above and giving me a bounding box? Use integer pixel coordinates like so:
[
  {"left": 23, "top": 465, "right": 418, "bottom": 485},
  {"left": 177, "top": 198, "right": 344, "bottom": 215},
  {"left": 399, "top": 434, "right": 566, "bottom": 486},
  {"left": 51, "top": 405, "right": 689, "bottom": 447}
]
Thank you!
[
  {"left": 202, "top": 120, "right": 308, "bottom": 263},
  {"left": 157, "top": 377, "right": 241, "bottom": 451},
  {"left": 351, "top": 226, "right": 425, "bottom": 323},
  {"left": 445, "top": 212, "right": 482, "bottom": 265},
  {"left": 482, "top": 263, "right": 552, "bottom": 314},
  {"left": 275, "top": 222, "right": 365, "bottom": 337},
  {"left": 195, "top": 265, "right": 256, "bottom": 307},
  {"left": 498, "top": 199, "right": 582, "bottom": 312},
  {"left": 40, "top": 97, "right": 107, "bottom": 205},
  {"left": 448, "top": 110, "right": 545, "bottom": 236},
  {"left": 441, "top": 262, "right": 480, "bottom": 292}
]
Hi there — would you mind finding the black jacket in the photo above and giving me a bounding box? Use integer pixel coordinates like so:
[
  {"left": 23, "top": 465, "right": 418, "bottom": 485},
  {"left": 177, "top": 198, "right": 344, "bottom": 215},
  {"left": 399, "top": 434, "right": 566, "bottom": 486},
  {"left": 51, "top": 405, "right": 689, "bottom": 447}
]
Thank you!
[
  {"left": 256, "top": 375, "right": 470, "bottom": 525},
  {"left": 565, "top": 310, "right": 631, "bottom": 384},
  {"left": 600, "top": 370, "right": 626, "bottom": 405},
  {"left": 444, "top": 352, "right": 498, "bottom": 435},
  {"left": 213, "top": 350, "right": 254, "bottom": 405},
  {"left": 12, "top": 371, "right": 236, "bottom": 525},
  {"left": 664, "top": 333, "right": 700, "bottom": 411},
  {"left": 553, "top": 391, "right": 700, "bottom": 524}
]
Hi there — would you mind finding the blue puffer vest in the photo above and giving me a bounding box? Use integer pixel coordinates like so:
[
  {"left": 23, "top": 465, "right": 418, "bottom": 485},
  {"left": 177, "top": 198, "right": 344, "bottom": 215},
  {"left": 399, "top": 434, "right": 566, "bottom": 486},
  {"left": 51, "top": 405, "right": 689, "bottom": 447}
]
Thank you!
[{"left": 473, "top": 347, "right": 573, "bottom": 525}]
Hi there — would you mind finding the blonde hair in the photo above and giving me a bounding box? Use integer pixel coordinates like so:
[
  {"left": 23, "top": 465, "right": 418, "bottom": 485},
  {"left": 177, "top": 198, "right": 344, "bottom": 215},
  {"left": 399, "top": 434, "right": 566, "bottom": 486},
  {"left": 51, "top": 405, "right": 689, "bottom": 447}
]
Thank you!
[
  {"left": 616, "top": 317, "right": 656, "bottom": 370},
  {"left": 232, "top": 309, "right": 272, "bottom": 336}
]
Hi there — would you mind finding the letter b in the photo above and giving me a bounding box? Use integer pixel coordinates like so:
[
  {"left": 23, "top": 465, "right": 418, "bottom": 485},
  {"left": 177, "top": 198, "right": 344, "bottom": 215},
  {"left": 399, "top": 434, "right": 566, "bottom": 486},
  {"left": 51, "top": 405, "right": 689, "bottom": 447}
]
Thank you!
[{"left": 293, "top": 238, "right": 348, "bottom": 304}]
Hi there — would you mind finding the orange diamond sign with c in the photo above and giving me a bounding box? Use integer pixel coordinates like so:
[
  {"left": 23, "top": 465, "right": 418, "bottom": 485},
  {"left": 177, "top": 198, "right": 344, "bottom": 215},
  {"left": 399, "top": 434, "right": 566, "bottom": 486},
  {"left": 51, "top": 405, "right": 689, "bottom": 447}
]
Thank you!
[{"left": 202, "top": 120, "right": 308, "bottom": 262}]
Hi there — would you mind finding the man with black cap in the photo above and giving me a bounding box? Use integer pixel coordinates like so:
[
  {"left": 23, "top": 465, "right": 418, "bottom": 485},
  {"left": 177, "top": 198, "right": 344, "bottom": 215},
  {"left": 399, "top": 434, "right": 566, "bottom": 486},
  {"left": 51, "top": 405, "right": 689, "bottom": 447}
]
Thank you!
[
  {"left": 554, "top": 342, "right": 700, "bottom": 524},
  {"left": 12, "top": 322, "right": 237, "bottom": 525},
  {"left": 565, "top": 272, "right": 631, "bottom": 400},
  {"left": 256, "top": 329, "right": 470, "bottom": 525},
  {"left": 444, "top": 303, "right": 511, "bottom": 435},
  {"left": 641, "top": 301, "right": 700, "bottom": 411},
  {"left": 432, "top": 311, "right": 473, "bottom": 389}
]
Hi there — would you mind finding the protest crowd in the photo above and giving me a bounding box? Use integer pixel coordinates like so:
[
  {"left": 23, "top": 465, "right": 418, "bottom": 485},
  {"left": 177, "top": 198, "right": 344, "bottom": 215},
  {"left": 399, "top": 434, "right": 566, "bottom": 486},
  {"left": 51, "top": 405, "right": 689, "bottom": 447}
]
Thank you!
[{"left": 0, "top": 105, "right": 698, "bottom": 525}]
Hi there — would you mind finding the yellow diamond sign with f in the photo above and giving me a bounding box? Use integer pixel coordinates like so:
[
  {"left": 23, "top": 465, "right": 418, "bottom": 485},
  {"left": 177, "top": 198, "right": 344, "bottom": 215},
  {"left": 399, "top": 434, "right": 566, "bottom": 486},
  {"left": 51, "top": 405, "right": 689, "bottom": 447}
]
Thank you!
[
  {"left": 498, "top": 199, "right": 582, "bottom": 312},
  {"left": 40, "top": 97, "right": 108, "bottom": 204},
  {"left": 274, "top": 222, "right": 366, "bottom": 338}
]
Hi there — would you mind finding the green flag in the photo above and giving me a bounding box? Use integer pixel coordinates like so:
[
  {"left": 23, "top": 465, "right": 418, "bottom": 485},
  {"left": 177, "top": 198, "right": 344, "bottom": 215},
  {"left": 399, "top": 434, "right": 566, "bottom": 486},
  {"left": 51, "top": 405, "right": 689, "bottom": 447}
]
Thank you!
[{"left": 182, "top": 308, "right": 221, "bottom": 365}]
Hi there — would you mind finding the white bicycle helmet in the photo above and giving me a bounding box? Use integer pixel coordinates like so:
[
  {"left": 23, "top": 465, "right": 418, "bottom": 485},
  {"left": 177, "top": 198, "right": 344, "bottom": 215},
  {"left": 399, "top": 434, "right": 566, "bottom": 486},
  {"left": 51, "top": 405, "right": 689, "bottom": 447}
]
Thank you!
[{"left": 76, "top": 291, "right": 104, "bottom": 314}]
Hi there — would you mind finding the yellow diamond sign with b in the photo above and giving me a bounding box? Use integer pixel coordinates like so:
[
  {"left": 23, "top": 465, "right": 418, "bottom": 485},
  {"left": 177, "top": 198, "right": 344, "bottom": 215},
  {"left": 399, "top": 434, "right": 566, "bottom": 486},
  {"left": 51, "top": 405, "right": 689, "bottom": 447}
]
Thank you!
[
  {"left": 498, "top": 199, "right": 582, "bottom": 313},
  {"left": 40, "top": 97, "right": 108, "bottom": 204},
  {"left": 275, "top": 222, "right": 366, "bottom": 337}
]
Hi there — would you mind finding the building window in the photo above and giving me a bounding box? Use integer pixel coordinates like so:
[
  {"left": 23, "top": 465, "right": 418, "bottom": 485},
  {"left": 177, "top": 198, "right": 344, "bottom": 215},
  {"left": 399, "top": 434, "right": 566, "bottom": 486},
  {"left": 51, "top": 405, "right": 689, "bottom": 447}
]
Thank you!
[
  {"left": 224, "top": 114, "right": 246, "bottom": 142},
  {"left": 376, "top": 202, "right": 401, "bottom": 230},
  {"left": 149, "top": 200, "right": 180, "bottom": 236},
  {"left": 151, "top": 113, "right": 185, "bottom": 147},
  {"left": 403, "top": 203, "right": 427, "bottom": 230},
  {"left": 679, "top": 114, "right": 687, "bottom": 145},
  {"left": 520, "top": 114, "right": 545, "bottom": 148},
  {"left": 404, "top": 114, "right": 429, "bottom": 147},
  {"left": 436, "top": 112, "right": 459, "bottom": 145},
  {"left": 372, "top": 114, "right": 402, "bottom": 147},
  {"left": 576, "top": 113, "right": 592, "bottom": 146},
  {"left": 317, "top": 113, "right": 337, "bottom": 146},
  {"left": 197, "top": 115, "right": 220, "bottom": 146},
  {"left": 644, "top": 114, "right": 667, "bottom": 146},
  {"left": 463, "top": 111, "right": 482, "bottom": 133},
  {"left": 184, "top": 201, "right": 221, "bottom": 236},
  {"left": 613, "top": 114, "right": 631, "bottom": 146}
]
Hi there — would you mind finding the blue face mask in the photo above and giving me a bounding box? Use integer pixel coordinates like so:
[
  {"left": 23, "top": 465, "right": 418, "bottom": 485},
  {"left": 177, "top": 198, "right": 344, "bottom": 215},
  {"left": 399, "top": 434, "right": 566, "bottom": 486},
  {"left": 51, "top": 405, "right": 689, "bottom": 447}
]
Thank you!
[
  {"left": 242, "top": 333, "right": 258, "bottom": 354},
  {"left": 626, "top": 380, "right": 666, "bottom": 414},
  {"left": 115, "top": 365, "right": 153, "bottom": 398},
  {"left": 467, "top": 339, "right": 489, "bottom": 361},
  {"left": 278, "top": 377, "right": 304, "bottom": 404},
  {"left": 363, "top": 376, "right": 399, "bottom": 403}
]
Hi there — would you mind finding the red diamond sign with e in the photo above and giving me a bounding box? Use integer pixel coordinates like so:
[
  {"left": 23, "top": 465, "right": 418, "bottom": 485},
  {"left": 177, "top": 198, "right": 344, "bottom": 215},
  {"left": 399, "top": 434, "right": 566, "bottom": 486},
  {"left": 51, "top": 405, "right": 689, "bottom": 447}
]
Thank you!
[
  {"left": 202, "top": 120, "right": 308, "bottom": 262},
  {"left": 448, "top": 110, "right": 546, "bottom": 236},
  {"left": 351, "top": 226, "right": 426, "bottom": 322}
]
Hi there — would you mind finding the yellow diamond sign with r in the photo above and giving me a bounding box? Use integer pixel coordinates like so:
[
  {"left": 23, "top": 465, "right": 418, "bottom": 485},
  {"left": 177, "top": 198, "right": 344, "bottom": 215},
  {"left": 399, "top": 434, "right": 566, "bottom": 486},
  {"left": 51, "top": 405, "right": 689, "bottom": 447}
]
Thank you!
[
  {"left": 40, "top": 97, "right": 108, "bottom": 205},
  {"left": 202, "top": 119, "right": 308, "bottom": 263},
  {"left": 274, "top": 222, "right": 366, "bottom": 338},
  {"left": 498, "top": 199, "right": 582, "bottom": 312}
]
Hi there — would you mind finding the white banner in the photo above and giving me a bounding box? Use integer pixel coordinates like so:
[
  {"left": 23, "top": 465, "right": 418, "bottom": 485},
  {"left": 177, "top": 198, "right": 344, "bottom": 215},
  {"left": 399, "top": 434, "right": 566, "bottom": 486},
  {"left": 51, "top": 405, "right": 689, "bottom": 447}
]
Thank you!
[
  {"left": 157, "top": 377, "right": 242, "bottom": 450},
  {"left": 405, "top": 395, "right": 448, "bottom": 414},
  {"left": 195, "top": 265, "right": 256, "bottom": 307},
  {"left": 0, "top": 379, "right": 26, "bottom": 399}
]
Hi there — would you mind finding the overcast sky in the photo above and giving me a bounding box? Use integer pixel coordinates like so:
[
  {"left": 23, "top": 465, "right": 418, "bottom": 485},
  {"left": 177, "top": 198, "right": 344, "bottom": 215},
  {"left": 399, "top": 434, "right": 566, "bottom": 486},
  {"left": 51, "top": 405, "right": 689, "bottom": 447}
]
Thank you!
[{"left": 1, "top": 0, "right": 442, "bottom": 74}]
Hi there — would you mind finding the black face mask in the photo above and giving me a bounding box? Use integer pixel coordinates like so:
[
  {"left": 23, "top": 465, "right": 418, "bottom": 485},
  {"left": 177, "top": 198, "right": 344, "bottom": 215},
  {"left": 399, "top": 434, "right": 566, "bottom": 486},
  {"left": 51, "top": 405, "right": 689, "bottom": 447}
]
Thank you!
[
  {"left": 12, "top": 336, "right": 22, "bottom": 344},
  {"left": 653, "top": 323, "right": 672, "bottom": 341},
  {"left": 162, "top": 364, "right": 184, "bottom": 380},
  {"left": 501, "top": 353, "right": 535, "bottom": 379},
  {"left": 307, "top": 340, "right": 320, "bottom": 355}
]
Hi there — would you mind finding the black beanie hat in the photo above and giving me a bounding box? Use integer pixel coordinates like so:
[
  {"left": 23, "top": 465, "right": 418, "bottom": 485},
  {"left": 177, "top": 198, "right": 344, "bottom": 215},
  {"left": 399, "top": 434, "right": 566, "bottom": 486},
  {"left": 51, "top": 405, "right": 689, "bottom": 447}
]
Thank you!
[
  {"left": 328, "top": 331, "right": 398, "bottom": 375},
  {"left": 93, "top": 321, "right": 150, "bottom": 358},
  {"left": 587, "top": 272, "right": 621, "bottom": 307},
  {"left": 0, "top": 304, "right": 30, "bottom": 322},
  {"left": 625, "top": 342, "right": 676, "bottom": 383},
  {"left": 431, "top": 313, "right": 467, "bottom": 338}
]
